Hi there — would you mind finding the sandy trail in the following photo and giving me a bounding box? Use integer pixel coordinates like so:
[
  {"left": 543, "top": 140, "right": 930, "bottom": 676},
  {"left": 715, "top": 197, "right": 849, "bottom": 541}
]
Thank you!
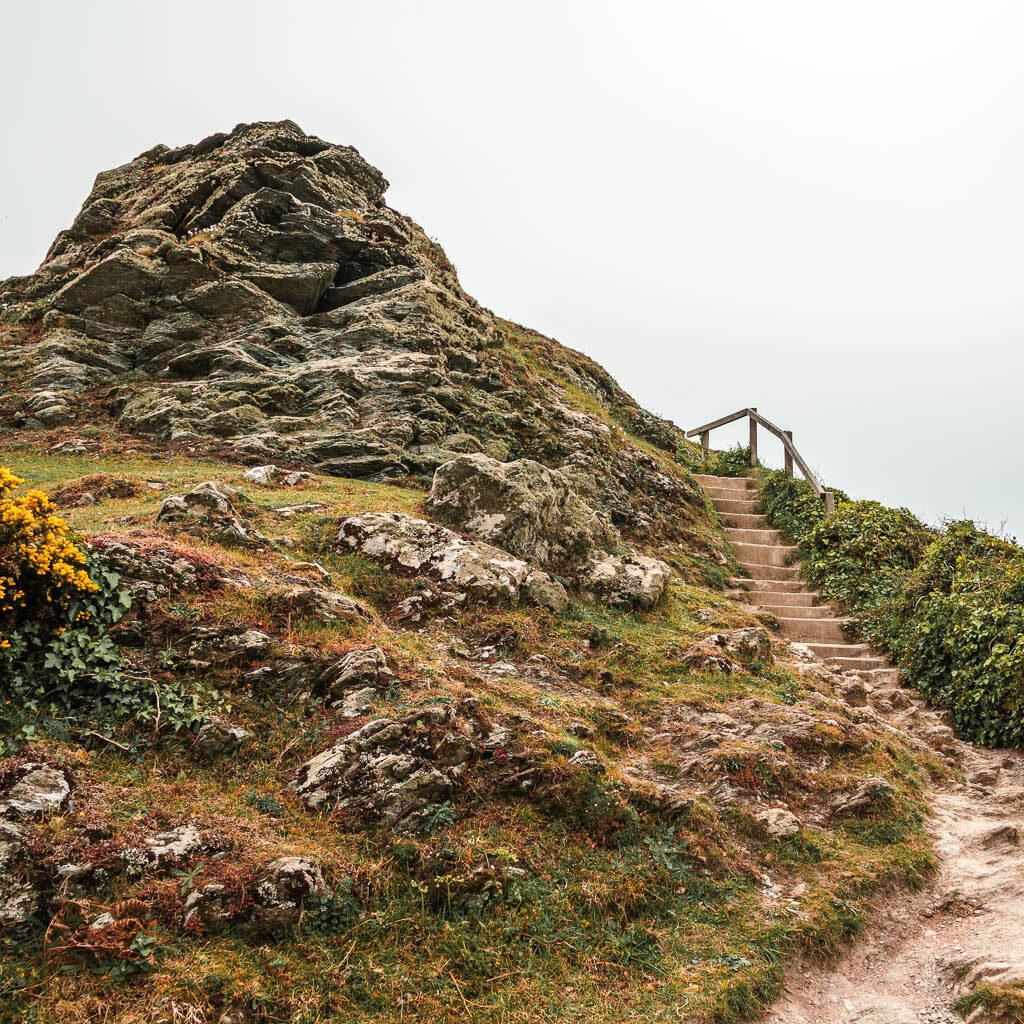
[{"left": 766, "top": 743, "right": 1024, "bottom": 1024}]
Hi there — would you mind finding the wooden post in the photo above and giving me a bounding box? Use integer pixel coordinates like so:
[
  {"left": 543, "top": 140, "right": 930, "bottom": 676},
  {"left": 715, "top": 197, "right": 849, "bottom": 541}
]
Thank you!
[
  {"left": 749, "top": 408, "right": 758, "bottom": 468},
  {"left": 824, "top": 491, "right": 835, "bottom": 516},
  {"left": 701, "top": 431, "right": 709, "bottom": 465},
  {"left": 784, "top": 430, "right": 793, "bottom": 476}
]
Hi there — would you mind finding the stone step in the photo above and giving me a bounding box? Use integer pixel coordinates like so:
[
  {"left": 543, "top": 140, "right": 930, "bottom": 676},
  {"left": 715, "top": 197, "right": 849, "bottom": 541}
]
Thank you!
[
  {"left": 695, "top": 474, "right": 756, "bottom": 491},
  {"left": 777, "top": 617, "right": 850, "bottom": 643},
  {"left": 732, "top": 542, "right": 799, "bottom": 567},
  {"left": 736, "top": 562, "right": 803, "bottom": 581},
  {"left": 734, "top": 578, "right": 808, "bottom": 594},
  {"left": 721, "top": 512, "right": 770, "bottom": 529},
  {"left": 862, "top": 667, "right": 901, "bottom": 686},
  {"left": 805, "top": 641, "right": 872, "bottom": 660},
  {"left": 708, "top": 487, "right": 757, "bottom": 503},
  {"left": 753, "top": 590, "right": 819, "bottom": 607},
  {"left": 726, "top": 527, "right": 782, "bottom": 545},
  {"left": 712, "top": 498, "right": 761, "bottom": 515},
  {"left": 759, "top": 602, "right": 830, "bottom": 618},
  {"left": 826, "top": 655, "right": 888, "bottom": 671}
]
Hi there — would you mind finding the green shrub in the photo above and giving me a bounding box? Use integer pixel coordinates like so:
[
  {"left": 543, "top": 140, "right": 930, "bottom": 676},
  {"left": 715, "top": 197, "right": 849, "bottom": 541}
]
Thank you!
[
  {"left": 757, "top": 471, "right": 928, "bottom": 614},
  {"left": 0, "top": 469, "right": 219, "bottom": 749},
  {"left": 703, "top": 444, "right": 753, "bottom": 478},
  {"left": 868, "top": 522, "right": 1024, "bottom": 747},
  {"left": 758, "top": 468, "right": 1024, "bottom": 748},
  {"left": 800, "top": 500, "right": 932, "bottom": 613},
  {"left": 757, "top": 472, "right": 849, "bottom": 544}
]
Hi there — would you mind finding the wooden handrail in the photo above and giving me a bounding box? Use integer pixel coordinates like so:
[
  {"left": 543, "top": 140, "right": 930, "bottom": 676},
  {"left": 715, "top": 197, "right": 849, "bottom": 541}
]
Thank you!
[{"left": 686, "top": 407, "right": 835, "bottom": 515}]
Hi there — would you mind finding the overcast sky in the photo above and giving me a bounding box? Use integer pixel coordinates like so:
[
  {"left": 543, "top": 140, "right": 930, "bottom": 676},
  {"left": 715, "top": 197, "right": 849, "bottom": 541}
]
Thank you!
[{"left": 3, "top": 1, "right": 1022, "bottom": 536}]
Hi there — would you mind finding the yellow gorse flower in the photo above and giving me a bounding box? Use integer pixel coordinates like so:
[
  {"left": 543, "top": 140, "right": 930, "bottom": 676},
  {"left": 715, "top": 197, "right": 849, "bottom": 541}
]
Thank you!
[{"left": 0, "top": 467, "right": 98, "bottom": 645}]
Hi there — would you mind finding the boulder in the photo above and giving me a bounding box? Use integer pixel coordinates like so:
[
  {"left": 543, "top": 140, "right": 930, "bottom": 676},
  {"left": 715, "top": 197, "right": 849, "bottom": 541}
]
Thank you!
[
  {"left": 337, "top": 512, "right": 568, "bottom": 610},
  {"left": 120, "top": 824, "right": 205, "bottom": 877},
  {"left": 689, "top": 627, "right": 772, "bottom": 665},
  {"left": 195, "top": 717, "right": 252, "bottom": 759},
  {"left": 158, "top": 480, "right": 270, "bottom": 547},
  {"left": 425, "top": 453, "right": 617, "bottom": 569},
  {"left": 0, "top": 763, "right": 72, "bottom": 818},
  {"left": 292, "top": 705, "right": 481, "bottom": 827},
  {"left": 269, "top": 586, "right": 369, "bottom": 623},
  {"left": 577, "top": 553, "right": 671, "bottom": 608},
  {"left": 183, "top": 882, "right": 233, "bottom": 930},
  {"left": 755, "top": 806, "right": 801, "bottom": 839},
  {"left": 249, "top": 856, "right": 329, "bottom": 932},
  {"left": 319, "top": 646, "right": 394, "bottom": 700}
]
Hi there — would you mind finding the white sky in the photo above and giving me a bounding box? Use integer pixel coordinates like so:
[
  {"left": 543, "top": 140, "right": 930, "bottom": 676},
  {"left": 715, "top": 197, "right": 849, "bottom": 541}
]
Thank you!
[{"left": 3, "top": 0, "right": 1022, "bottom": 537}]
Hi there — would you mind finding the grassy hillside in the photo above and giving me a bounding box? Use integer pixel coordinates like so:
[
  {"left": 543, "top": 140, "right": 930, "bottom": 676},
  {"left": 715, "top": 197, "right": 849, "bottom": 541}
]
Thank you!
[{"left": 0, "top": 122, "right": 956, "bottom": 1024}]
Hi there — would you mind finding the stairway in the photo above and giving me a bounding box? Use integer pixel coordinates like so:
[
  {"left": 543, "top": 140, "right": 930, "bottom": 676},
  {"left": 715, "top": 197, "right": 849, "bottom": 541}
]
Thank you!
[{"left": 696, "top": 474, "right": 899, "bottom": 686}]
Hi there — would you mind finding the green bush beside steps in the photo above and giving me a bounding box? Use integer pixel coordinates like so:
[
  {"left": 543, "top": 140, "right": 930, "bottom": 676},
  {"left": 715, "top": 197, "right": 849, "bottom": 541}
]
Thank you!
[{"left": 755, "top": 469, "right": 1024, "bottom": 749}]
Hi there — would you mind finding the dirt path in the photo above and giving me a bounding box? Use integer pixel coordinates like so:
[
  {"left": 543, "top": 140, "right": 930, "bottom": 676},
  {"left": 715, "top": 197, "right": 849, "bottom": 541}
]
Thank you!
[{"left": 766, "top": 743, "right": 1024, "bottom": 1024}]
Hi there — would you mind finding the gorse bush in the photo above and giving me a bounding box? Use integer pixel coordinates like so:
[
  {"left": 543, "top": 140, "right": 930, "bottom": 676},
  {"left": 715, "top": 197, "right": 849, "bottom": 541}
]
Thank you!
[
  {"left": 757, "top": 468, "right": 1024, "bottom": 748},
  {"left": 0, "top": 466, "right": 213, "bottom": 750},
  {"left": 0, "top": 467, "right": 99, "bottom": 646}
]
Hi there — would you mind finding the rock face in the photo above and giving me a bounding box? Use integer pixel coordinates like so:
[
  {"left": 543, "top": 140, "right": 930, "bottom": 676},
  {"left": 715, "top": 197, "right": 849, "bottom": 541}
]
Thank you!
[
  {"left": 91, "top": 537, "right": 217, "bottom": 603},
  {"left": 426, "top": 453, "right": 617, "bottom": 569},
  {"left": 0, "top": 120, "right": 710, "bottom": 548},
  {"left": 337, "top": 512, "right": 568, "bottom": 611}
]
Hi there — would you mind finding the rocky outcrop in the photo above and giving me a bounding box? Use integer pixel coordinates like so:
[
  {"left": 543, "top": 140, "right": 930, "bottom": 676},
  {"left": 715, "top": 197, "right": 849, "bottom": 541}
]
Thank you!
[
  {"left": 336, "top": 512, "right": 568, "bottom": 611},
  {"left": 0, "top": 120, "right": 710, "bottom": 549},
  {"left": 177, "top": 626, "right": 273, "bottom": 667},
  {"left": 91, "top": 537, "right": 222, "bottom": 603}
]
